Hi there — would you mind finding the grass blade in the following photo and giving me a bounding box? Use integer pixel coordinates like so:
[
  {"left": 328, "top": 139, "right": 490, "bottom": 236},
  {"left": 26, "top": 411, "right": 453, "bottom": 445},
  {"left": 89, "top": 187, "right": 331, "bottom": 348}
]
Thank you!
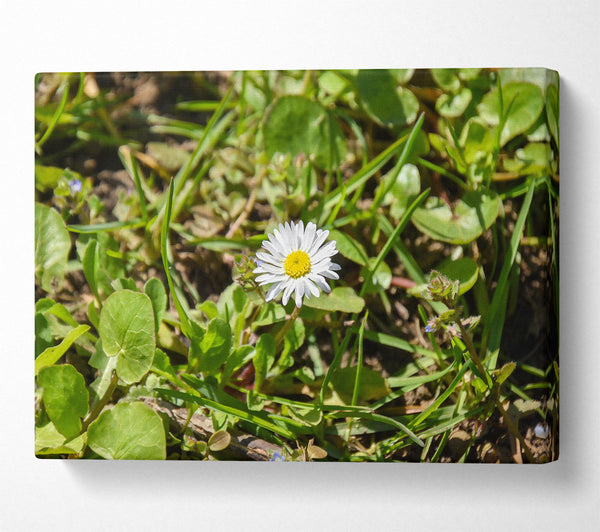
[
  {"left": 482, "top": 178, "right": 536, "bottom": 368},
  {"left": 160, "top": 178, "right": 192, "bottom": 338},
  {"left": 360, "top": 188, "right": 430, "bottom": 298}
]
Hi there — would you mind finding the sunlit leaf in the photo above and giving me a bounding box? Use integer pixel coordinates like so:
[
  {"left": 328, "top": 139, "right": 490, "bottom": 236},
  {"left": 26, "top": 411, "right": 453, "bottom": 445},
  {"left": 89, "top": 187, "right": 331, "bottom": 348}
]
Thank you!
[
  {"left": 412, "top": 189, "right": 501, "bottom": 244},
  {"left": 98, "top": 290, "right": 156, "bottom": 384},
  {"left": 478, "top": 82, "right": 544, "bottom": 146},
  {"left": 37, "top": 364, "right": 89, "bottom": 439},
  {"left": 303, "top": 286, "right": 365, "bottom": 313},
  {"left": 437, "top": 257, "right": 479, "bottom": 295},
  {"left": 87, "top": 402, "right": 166, "bottom": 460},
  {"left": 35, "top": 203, "right": 71, "bottom": 292}
]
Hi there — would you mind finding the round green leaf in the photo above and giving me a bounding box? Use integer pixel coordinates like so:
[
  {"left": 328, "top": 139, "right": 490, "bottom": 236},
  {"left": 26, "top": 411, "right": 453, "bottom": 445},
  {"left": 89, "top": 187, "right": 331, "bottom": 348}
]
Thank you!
[
  {"left": 37, "top": 364, "right": 89, "bottom": 439},
  {"left": 412, "top": 190, "right": 501, "bottom": 244},
  {"left": 303, "top": 286, "right": 365, "bottom": 313},
  {"left": 35, "top": 422, "right": 85, "bottom": 455},
  {"left": 35, "top": 203, "right": 71, "bottom": 292},
  {"left": 98, "top": 290, "right": 156, "bottom": 384},
  {"left": 262, "top": 95, "right": 346, "bottom": 169},
  {"left": 437, "top": 257, "right": 479, "bottom": 295},
  {"left": 431, "top": 69, "right": 461, "bottom": 92},
  {"left": 356, "top": 69, "right": 419, "bottom": 128},
  {"left": 503, "top": 142, "right": 553, "bottom": 175},
  {"left": 477, "top": 82, "right": 544, "bottom": 146},
  {"left": 87, "top": 402, "right": 166, "bottom": 460},
  {"left": 436, "top": 87, "right": 472, "bottom": 118},
  {"left": 393, "top": 69, "right": 415, "bottom": 85}
]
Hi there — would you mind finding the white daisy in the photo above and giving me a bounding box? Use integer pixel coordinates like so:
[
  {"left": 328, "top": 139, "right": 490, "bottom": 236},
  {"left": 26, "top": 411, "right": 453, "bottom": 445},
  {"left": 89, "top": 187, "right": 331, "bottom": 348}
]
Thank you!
[{"left": 253, "top": 221, "right": 341, "bottom": 308}]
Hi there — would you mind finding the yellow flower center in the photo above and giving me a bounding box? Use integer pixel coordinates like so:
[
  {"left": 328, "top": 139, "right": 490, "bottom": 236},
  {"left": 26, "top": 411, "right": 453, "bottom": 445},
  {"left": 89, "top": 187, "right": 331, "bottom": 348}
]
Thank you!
[{"left": 284, "top": 250, "right": 311, "bottom": 279}]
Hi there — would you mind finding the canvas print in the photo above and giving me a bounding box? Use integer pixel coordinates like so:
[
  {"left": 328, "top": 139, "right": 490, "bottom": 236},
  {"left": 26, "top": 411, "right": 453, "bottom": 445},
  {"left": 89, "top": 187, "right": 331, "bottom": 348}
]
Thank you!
[{"left": 34, "top": 69, "right": 559, "bottom": 462}]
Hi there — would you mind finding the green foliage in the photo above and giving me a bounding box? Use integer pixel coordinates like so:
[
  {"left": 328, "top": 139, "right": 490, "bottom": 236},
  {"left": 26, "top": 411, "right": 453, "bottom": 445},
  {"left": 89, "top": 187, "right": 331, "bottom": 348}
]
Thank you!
[
  {"left": 98, "top": 290, "right": 156, "bottom": 384},
  {"left": 303, "top": 287, "right": 365, "bottom": 313},
  {"left": 87, "top": 402, "right": 166, "bottom": 460},
  {"left": 412, "top": 190, "right": 501, "bottom": 244},
  {"left": 37, "top": 365, "right": 89, "bottom": 438},
  {"left": 478, "top": 82, "right": 544, "bottom": 146},
  {"left": 35, "top": 203, "right": 71, "bottom": 292},
  {"left": 191, "top": 317, "right": 232, "bottom": 375},
  {"left": 33, "top": 69, "right": 559, "bottom": 462},
  {"left": 356, "top": 69, "right": 419, "bottom": 128},
  {"left": 263, "top": 95, "right": 346, "bottom": 169}
]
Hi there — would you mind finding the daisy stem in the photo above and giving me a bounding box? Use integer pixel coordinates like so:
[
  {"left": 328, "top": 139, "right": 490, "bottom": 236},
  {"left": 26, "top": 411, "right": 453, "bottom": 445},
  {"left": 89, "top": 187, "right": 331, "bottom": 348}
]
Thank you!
[{"left": 274, "top": 305, "right": 301, "bottom": 347}]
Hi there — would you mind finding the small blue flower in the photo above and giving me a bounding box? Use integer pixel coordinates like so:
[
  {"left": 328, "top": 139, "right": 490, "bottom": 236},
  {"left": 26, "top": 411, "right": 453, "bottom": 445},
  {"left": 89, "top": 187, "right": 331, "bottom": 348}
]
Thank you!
[
  {"left": 424, "top": 324, "right": 434, "bottom": 333},
  {"left": 270, "top": 451, "right": 285, "bottom": 461},
  {"left": 69, "top": 178, "right": 82, "bottom": 194}
]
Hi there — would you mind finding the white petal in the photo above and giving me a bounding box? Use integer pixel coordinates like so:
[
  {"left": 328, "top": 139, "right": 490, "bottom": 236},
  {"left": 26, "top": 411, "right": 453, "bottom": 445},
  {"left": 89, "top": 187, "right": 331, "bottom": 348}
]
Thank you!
[
  {"left": 272, "top": 228, "right": 287, "bottom": 254},
  {"left": 256, "top": 273, "right": 288, "bottom": 285},
  {"left": 320, "top": 269, "right": 339, "bottom": 280},
  {"left": 309, "top": 273, "right": 330, "bottom": 292},
  {"left": 294, "top": 281, "right": 304, "bottom": 307},
  {"left": 254, "top": 262, "right": 284, "bottom": 274},
  {"left": 295, "top": 220, "right": 304, "bottom": 248},
  {"left": 282, "top": 281, "right": 296, "bottom": 306},
  {"left": 304, "top": 277, "right": 321, "bottom": 297},
  {"left": 301, "top": 222, "right": 317, "bottom": 252},
  {"left": 268, "top": 230, "right": 284, "bottom": 250},
  {"left": 262, "top": 239, "right": 286, "bottom": 259},
  {"left": 255, "top": 251, "right": 281, "bottom": 267},
  {"left": 309, "top": 229, "right": 330, "bottom": 254},
  {"left": 311, "top": 258, "right": 336, "bottom": 272},
  {"left": 265, "top": 280, "right": 287, "bottom": 301},
  {"left": 309, "top": 241, "right": 338, "bottom": 264}
]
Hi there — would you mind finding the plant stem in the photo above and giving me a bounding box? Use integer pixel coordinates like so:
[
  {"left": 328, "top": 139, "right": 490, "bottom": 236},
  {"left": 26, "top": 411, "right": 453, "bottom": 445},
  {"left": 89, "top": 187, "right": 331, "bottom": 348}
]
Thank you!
[
  {"left": 81, "top": 370, "right": 118, "bottom": 432},
  {"left": 458, "top": 322, "right": 490, "bottom": 387},
  {"left": 458, "top": 321, "right": 537, "bottom": 464},
  {"left": 274, "top": 305, "right": 301, "bottom": 347}
]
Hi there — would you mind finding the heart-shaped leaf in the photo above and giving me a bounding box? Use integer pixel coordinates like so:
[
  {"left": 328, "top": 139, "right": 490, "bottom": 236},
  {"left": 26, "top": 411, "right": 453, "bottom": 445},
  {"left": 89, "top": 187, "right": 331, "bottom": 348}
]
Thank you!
[
  {"left": 356, "top": 69, "right": 419, "bottom": 128},
  {"left": 412, "top": 190, "right": 501, "bottom": 244},
  {"left": 263, "top": 95, "right": 346, "bottom": 169},
  {"left": 98, "top": 290, "right": 156, "bottom": 384},
  {"left": 478, "top": 82, "right": 544, "bottom": 146},
  {"left": 87, "top": 402, "right": 166, "bottom": 460},
  {"left": 436, "top": 87, "right": 472, "bottom": 118}
]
